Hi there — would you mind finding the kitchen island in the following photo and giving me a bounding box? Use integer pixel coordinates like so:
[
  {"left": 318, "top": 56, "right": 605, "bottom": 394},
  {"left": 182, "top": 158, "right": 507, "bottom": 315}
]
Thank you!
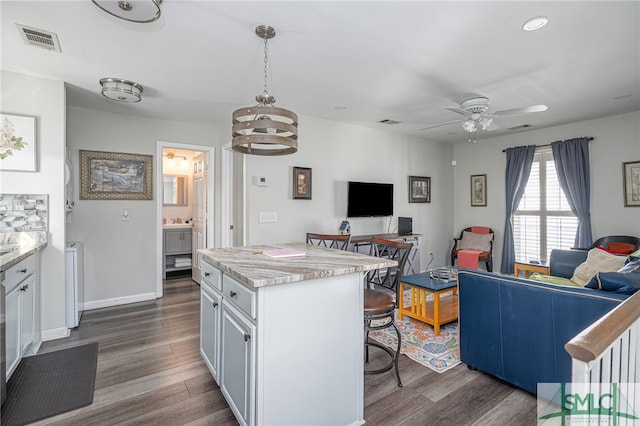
[{"left": 199, "top": 242, "right": 396, "bottom": 426}]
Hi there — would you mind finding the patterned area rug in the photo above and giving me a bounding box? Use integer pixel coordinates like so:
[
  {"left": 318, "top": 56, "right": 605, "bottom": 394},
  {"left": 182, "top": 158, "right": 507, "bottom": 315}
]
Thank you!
[{"left": 369, "top": 314, "right": 460, "bottom": 374}]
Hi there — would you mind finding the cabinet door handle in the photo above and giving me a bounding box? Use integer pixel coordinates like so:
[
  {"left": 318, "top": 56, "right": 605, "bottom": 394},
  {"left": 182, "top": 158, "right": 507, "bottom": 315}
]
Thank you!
[
  {"left": 244, "top": 334, "right": 251, "bottom": 342},
  {"left": 18, "top": 268, "right": 28, "bottom": 274},
  {"left": 20, "top": 284, "right": 28, "bottom": 291},
  {"left": 204, "top": 272, "right": 211, "bottom": 277},
  {"left": 212, "top": 301, "right": 218, "bottom": 308},
  {"left": 229, "top": 291, "right": 237, "bottom": 298}
]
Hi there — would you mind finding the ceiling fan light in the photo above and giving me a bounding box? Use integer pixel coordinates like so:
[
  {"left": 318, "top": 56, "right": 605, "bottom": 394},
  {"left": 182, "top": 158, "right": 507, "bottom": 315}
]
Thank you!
[
  {"left": 462, "top": 118, "right": 477, "bottom": 133},
  {"left": 523, "top": 16, "right": 548, "bottom": 31}
]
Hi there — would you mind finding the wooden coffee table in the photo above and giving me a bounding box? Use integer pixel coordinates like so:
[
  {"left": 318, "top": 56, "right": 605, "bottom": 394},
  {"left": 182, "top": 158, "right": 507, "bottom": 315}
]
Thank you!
[{"left": 398, "top": 272, "right": 458, "bottom": 336}]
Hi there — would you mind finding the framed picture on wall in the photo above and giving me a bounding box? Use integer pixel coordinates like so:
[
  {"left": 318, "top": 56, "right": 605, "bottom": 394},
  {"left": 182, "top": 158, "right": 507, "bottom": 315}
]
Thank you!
[
  {"left": 623, "top": 160, "right": 640, "bottom": 207},
  {"left": 293, "top": 166, "right": 312, "bottom": 200},
  {"left": 80, "top": 150, "right": 153, "bottom": 200},
  {"left": 408, "top": 176, "right": 431, "bottom": 203},
  {"left": 0, "top": 113, "right": 37, "bottom": 172},
  {"left": 470, "top": 174, "right": 487, "bottom": 207}
]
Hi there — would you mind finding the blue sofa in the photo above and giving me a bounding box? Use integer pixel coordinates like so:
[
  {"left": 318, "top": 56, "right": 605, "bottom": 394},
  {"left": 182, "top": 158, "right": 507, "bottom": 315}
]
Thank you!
[{"left": 458, "top": 249, "right": 628, "bottom": 395}]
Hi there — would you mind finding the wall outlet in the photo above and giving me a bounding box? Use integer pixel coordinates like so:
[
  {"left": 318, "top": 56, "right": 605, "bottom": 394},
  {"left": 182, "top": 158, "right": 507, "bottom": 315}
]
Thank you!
[
  {"left": 259, "top": 212, "right": 277, "bottom": 223},
  {"left": 122, "top": 208, "right": 130, "bottom": 221}
]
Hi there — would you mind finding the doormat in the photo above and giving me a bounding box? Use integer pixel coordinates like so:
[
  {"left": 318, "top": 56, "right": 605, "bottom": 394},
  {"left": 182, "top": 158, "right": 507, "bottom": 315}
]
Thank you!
[
  {"left": 369, "top": 315, "right": 460, "bottom": 374},
  {"left": 2, "top": 342, "right": 99, "bottom": 425}
]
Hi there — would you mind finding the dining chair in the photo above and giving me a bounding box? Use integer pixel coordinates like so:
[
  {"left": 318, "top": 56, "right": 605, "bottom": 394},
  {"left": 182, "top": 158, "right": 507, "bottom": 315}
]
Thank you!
[
  {"left": 364, "top": 236, "right": 412, "bottom": 387},
  {"left": 305, "top": 232, "right": 351, "bottom": 251}
]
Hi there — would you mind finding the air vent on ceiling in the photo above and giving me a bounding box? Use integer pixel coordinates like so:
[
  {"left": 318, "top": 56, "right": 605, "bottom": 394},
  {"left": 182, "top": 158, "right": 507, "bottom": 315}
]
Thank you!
[
  {"left": 507, "top": 124, "right": 532, "bottom": 131},
  {"left": 16, "top": 24, "right": 62, "bottom": 52},
  {"left": 379, "top": 119, "right": 401, "bottom": 125}
]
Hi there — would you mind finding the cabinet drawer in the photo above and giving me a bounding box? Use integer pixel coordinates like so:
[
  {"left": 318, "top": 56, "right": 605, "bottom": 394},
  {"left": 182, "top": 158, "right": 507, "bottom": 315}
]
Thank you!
[
  {"left": 201, "top": 260, "right": 222, "bottom": 292},
  {"left": 3, "top": 254, "right": 36, "bottom": 292},
  {"left": 223, "top": 275, "right": 256, "bottom": 319}
]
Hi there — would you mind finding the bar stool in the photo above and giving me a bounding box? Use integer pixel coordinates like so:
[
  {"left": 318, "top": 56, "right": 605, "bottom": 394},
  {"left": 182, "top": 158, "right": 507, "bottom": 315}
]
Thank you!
[
  {"left": 364, "top": 237, "right": 412, "bottom": 387},
  {"left": 305, "top": 232, "right": 352, "bottom": 251}
]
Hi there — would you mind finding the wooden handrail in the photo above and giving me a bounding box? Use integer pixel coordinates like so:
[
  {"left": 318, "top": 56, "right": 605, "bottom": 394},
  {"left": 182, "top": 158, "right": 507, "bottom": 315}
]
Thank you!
[{"left": 565, "top": 291, "right": 640, "bottom": 363}]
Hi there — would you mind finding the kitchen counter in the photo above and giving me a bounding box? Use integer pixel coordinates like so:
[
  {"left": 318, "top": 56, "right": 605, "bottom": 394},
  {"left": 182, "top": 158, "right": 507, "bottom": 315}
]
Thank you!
[
  {"left": 0, "top": 232, "right": 48, "bottom": 272},
  {"left": 199, "top": 241, "right": 396, "bottom": 288}
]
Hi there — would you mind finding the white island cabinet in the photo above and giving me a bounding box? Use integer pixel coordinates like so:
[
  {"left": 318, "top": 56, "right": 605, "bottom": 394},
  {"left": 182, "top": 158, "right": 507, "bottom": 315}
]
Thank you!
[{"left": 199, "top": 243, "right": 396, "bottom": 426}]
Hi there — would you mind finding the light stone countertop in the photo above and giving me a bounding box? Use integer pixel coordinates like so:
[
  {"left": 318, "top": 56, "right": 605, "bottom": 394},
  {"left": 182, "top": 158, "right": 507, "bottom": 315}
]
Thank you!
[
  {"left": 199, "top": 242, "right": 397, "bottom": 288},
  {"left": 0, "top": 231, "right": 48, "bottom": 272}
]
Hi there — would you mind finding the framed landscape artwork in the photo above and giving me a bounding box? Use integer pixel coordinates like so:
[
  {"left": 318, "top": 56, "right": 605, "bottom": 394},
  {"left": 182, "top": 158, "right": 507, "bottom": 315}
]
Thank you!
[
  {"left": 0, "top": 113, "right": 37, "bottom": 172},
  {"left": 80, "top": 150, "right": 153, "bottom": 200},
  {"left": 408, "top": 176, "right": 431, "bottom": 203},
  {"left": 623, "top": 160, "right": 640, "bottom": 207},
  {"left": 293, "top": 166, "right": 312, "bottom": 200},
  {"left": 470, "top": 174, "right": 487, "bottom": 207}
]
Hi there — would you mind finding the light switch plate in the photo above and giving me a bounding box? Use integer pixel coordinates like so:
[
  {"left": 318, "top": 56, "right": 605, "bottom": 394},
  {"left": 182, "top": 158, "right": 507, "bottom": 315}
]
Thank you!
[
  {"left": 122, "top": 208, "right": 130, "bottom": 221},
  {"left": 259, "top": 212, "right": 277, "bottom": 223}
]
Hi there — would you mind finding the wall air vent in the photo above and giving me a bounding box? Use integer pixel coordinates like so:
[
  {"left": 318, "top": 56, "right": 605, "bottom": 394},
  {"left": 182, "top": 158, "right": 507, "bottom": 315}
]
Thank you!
[
  {"left": 16, "top": 24, "right": 62, "bottom": 52},
  {"left": 507, "top": 124, "right": 532, "bottom": 131},
  {"left": 378, "top": 119, "right": 401, "bottom": 125}
]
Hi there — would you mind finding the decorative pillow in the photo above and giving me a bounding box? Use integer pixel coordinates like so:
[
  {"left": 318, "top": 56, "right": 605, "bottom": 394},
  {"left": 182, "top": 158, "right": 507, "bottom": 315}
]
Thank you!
[
  {"left": 458, "top": 231, "right": 493, "bottom": 252},
  {"left": 571, "top": 248, "right": 626, "bottom": 286},
  {"left": 528, "top": 273, "right": 581, "bottom": 287},
  {"left": 585, "top": 257, "right": 640, "bottom": 294},
  {"left": 631, "top": 249, "right": 640, "bottom": 258},
  {"left": 607, "top": 242, "right": 635, "bottom": 255}
]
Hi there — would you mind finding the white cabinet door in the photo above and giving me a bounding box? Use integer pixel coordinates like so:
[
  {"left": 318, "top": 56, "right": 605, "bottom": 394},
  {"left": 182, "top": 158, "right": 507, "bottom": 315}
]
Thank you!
[
  {"left": 164, "top": 230, "right": 184, "bottom": 254},
  {"left": 5, "top": 283, "right": 21, "bottom": 378},
  {"left": 200, "top": 285, "right": 221, "bottom": 382},
  {"left": 221, "top": 302, "right": 256, "bottom": 426},
  {"left": 20, "top": 274, "right": 35, "bottom": 353},
  {"left": 181, "top": 230, "right": 192, "bottom": 252}
]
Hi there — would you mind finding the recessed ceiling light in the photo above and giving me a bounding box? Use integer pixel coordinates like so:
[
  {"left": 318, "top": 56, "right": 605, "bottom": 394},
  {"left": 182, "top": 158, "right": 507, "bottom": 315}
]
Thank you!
[
  {"left": 523, "top": 16, "right": 548, "bottom": 31},
  {"left": 614, "top": 94, "right": 632, "bottom": 100}
]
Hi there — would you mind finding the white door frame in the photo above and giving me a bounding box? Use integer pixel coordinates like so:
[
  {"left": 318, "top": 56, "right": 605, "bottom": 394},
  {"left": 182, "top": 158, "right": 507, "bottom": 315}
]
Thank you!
[
  {"left": 156, "top": 141, "right": 215, "bottom": 298},
  {"left": 221, "top": 143, "right": 233, "bottom": 248}
]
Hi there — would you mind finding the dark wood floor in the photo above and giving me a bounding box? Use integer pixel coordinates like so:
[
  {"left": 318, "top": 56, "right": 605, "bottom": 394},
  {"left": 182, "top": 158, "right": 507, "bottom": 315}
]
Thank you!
[{"left": 33, "top": 278, "right": 537, "bottom": 425}]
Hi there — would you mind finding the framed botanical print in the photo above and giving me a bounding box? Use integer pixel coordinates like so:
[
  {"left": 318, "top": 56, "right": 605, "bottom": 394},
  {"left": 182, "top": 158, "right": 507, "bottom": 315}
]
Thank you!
[
  {"left": 470, "top": 174, "right": 487, "bottom": 207},
  {"left": 0, "top": 113, "right": 37, "bottom": 172}
]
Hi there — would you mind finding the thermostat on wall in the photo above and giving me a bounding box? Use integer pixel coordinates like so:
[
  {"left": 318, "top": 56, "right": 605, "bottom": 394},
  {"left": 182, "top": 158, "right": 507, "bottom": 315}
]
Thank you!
[{"left": 252, "top": 176, "right": 268, "bottom": 187}]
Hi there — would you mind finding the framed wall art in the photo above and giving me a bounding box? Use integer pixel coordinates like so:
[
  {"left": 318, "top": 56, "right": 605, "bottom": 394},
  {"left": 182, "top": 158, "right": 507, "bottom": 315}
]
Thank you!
[
  {"left": 0, "top": 113, "right": 37, "bottom": 172},
  {"left": 470, "top": 174, "right": 487, "bottom": 207},
  {"left": 293, "top": 166, "right": 312, "bottom": 200},
  {"left": 623, "top": 160, "right": 640, "bottom": 207},
  {"left": 408, "top": 175, "right": 431, "bottom": 203},
  {"left": 80, "top": 150, "right": 153, "bottom": 200}
]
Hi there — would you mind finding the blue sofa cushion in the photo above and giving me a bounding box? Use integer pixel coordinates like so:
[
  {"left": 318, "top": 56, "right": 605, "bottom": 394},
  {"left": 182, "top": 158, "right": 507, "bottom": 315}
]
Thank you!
[{"left": 585, "top": 256, "right": 640, "bottom": 294}]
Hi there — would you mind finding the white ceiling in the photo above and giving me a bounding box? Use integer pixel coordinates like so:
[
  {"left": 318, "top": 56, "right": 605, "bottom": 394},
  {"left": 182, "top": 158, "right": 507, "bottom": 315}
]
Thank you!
[{"left": 1, "top": 1, "right": 639, "bottom": 143}]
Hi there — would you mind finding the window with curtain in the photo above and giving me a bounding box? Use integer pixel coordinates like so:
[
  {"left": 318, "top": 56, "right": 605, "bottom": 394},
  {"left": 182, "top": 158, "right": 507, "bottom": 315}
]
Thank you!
[{"left": 513, "top": 150, "right": 578, "bottom": 261}]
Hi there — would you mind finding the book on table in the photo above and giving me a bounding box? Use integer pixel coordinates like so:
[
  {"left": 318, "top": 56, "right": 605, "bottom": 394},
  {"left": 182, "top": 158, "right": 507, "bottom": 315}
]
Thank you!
[{"left": 263, "top": 248, "right": 306, "bottom": 258}]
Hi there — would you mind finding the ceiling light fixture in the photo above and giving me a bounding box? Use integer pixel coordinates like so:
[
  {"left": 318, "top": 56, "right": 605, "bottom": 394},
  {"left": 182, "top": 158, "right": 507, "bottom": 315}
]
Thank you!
[
  {"left": 522, "top": 16, "right": 548, "bottom": 31},
  {"left": 232, "top": 25, "right": 299, "bottom": 156},
  {"left": 99, "top": 78, "right": 143, "bottom": 103},
  {"left": 164, "top": 152, "right": 189, "bottom": 168},
  {"left": 91, "top": 0, "right": 162, "bottom": 23}
]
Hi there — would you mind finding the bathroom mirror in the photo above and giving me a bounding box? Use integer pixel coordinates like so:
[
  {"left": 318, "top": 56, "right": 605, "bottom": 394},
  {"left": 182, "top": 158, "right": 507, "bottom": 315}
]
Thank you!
[{"left": 163, "top": 175, "right": 188, "bottom": 205}]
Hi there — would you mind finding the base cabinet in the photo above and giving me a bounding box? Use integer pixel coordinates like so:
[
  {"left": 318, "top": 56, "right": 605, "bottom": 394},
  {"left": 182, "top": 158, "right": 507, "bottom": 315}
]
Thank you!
[
  {"left": 5, "top": 283, "right": 21, "bottom": 377},
  {"left": 220, "top": 302, "right": 256, "bottom": 426},
  {"left": 200, "top": 257, "right": 364, "bottom": 426}
]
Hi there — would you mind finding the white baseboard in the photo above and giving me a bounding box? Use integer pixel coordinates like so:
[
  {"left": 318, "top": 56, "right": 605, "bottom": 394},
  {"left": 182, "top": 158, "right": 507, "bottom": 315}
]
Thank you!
[
  {"left": 83, "top": 292, "right": 158, "bottom": 311},
  {"left": 42, "top": 327, "right": 70, "bottom": 341}
]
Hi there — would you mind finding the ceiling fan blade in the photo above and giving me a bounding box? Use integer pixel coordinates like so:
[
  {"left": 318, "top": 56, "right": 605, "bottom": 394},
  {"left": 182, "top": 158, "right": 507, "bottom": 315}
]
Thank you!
[
  {"left": 446, "top": 107, "right": 468, "bottom": 116},
  {"left": 420, "top": 119, "right": 461, "bottom": 131},
  {"left": 494, "top": 105, "right": 548, "bottom": 116}
]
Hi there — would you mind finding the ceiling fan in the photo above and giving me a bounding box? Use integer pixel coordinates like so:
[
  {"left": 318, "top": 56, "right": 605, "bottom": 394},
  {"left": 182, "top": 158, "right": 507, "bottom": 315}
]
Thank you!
[{"left": 421, "top": 96, "right": 548, "bottom": 142}]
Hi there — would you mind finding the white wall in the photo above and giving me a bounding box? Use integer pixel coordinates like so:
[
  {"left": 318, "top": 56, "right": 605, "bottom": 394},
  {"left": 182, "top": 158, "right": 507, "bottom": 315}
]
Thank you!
[
  {"left": 66, "top": 106, "right": 220, "bottom": 307},
  {"left": 0, "top": 71, "right": 66, "bottom": 339},
  {"left": 453, "top": 111, "right": 640, "bottom": 272},
  {"left": 243, "top": 114, "right": 455, "bottom": 269}
]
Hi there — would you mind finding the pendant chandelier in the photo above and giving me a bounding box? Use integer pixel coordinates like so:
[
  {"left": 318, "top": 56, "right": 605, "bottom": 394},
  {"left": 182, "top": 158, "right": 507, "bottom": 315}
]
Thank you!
[{"left": 232, "top": 25, "right": 298, "bottom": 156}]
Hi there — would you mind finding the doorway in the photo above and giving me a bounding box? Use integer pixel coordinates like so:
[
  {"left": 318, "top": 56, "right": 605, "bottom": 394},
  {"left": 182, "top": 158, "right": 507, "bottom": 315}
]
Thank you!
[{"left": 156, "top": 142, "right": 215, "bottom": 298}]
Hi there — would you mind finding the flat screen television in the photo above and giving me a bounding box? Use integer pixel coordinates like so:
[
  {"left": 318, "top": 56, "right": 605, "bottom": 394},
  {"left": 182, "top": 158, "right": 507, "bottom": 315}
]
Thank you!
[{"left": 347, "top": 181, "right": 393, "bottom": 217}]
